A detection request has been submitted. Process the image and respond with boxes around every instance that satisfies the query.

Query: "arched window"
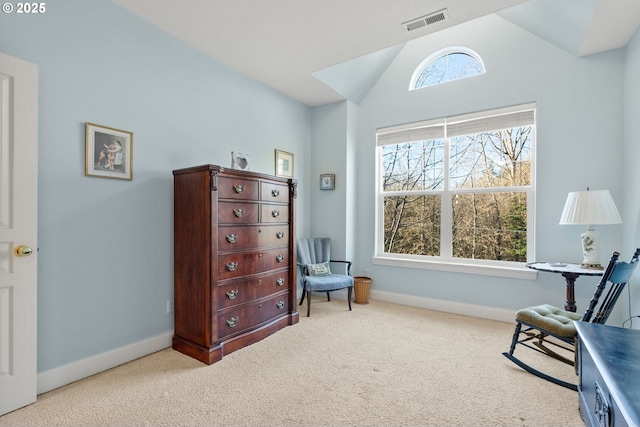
[410,47,485,90]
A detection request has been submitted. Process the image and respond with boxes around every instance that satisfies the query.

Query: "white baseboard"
[327,288,515,323]
[37,292,515,395]
[368,289,515,323]
[37,331,172,394]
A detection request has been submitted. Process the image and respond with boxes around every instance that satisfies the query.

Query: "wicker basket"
[353,276,372,305]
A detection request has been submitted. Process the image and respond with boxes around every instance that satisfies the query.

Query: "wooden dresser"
[577,322,640,427]
[172,164,298,364]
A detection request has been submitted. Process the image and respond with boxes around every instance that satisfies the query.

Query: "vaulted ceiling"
[112,0,640,107]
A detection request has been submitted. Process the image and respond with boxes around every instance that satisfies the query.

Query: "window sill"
[372,255,537,280]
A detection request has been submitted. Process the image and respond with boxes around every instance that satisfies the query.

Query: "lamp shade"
[559,190,622,225]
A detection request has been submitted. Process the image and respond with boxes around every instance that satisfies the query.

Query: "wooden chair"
[297,237,354,317]
[502,249,640,390]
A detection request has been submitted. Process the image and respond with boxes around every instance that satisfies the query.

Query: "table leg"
[561,273,579,312]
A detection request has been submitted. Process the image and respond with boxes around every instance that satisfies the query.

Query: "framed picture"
[275,149,294,178]
[231,151,250,171]
[85,123,133,180]
[320,174,335,190]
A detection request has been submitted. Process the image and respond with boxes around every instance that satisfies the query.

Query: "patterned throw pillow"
[307,261,331,276]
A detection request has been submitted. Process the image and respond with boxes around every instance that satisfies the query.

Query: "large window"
[376,104,535,271]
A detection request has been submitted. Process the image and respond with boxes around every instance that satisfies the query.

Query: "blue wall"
[0,0,311,372]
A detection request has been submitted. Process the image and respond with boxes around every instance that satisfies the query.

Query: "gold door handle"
[15,245,33,257]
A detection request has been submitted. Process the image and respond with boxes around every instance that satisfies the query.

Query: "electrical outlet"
[166,300,174,314]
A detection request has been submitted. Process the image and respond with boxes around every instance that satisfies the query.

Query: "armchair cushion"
[515,304,582,338]
[307,261,331,276]
[304,273,354,291]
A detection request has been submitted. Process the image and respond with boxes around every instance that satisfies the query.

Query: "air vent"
[403,9,449,32]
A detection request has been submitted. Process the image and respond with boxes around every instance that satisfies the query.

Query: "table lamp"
[559,189,622,269]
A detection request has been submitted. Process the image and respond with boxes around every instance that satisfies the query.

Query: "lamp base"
[580,227,602,270]
[580,262,604,270]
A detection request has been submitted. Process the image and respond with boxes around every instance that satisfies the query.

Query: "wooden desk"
[576,322,640,427]
[526,262,603,312]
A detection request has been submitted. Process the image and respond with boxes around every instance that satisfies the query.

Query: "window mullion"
[441,135,452,259]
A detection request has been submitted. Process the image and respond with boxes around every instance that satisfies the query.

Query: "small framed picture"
[320,174,335,190]
[275,149,294,178]
[231,151,250,171]
[85,123,133,180]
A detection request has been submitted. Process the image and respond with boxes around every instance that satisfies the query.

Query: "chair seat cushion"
[304,274,354,291]
[515,304,582,338]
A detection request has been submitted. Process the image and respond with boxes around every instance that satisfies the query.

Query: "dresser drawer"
[260,203,289,223]
[218,201,259,224]
[216,271,289,310]
[218,248,289,280]
[218,225,289,251]
[261,181,289,203]
[218,293,289,339]
[217,177,259,200]
[258,225,288,247]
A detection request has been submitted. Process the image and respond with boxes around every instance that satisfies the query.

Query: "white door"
[0,52,38,416]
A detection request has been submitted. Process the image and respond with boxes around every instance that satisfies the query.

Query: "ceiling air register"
[402,9,449,32]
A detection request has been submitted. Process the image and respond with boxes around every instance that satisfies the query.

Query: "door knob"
[15,245,33,257]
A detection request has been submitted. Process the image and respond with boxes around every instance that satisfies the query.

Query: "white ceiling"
[112,0,640,107]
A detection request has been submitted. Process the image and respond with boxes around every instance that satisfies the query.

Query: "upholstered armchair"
[297,237,354,317]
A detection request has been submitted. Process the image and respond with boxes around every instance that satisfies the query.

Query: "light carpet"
[0,298,584,427]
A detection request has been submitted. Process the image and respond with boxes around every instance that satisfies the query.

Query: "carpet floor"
[0,298,584,426]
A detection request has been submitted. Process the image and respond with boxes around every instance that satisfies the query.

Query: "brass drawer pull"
[226,234,238,243]
[226,317,239,327]
[272,189,280,197]
[233,184,244,193]
[233,208,245,218]
[276,300,285,309]
[276,255,284,263]
[276,278,285,286]
[271,210,280,218]
[225,262,238,271]
[226,289,238,299]
[276,231,284,239]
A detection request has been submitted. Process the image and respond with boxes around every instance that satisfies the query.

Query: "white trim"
[37,331,173,394]
[370,289,515,323]
[327,288,515,323]
[372,255,537,280]
[37,290,517,396]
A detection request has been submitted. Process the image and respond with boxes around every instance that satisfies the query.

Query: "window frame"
[374,104,537,280]
[409,46,486,90]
